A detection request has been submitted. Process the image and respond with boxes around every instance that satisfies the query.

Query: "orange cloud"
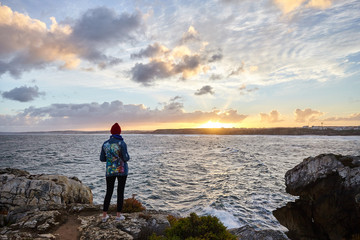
[0,4,46,31]
[306,0,332,9]
[0,100,248,131]
[274,0,334,14]
[294,108,323,122]
[181,26,200,44]
[274,0,305,14]
[260,110,283,123]
[0,4,142,77]
[0,4,79,71]
[130,27,221,85]
[323,113,360,122]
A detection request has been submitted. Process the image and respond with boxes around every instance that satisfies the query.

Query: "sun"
[198,121,235,128]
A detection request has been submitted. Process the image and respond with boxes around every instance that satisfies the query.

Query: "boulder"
[273,154,360,240]
[0,168,93,211]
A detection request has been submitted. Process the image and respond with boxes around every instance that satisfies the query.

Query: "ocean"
[0,134,359,231]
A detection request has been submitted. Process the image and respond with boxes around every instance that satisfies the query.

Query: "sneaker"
[115,215,125,221]
[102,214,109,222]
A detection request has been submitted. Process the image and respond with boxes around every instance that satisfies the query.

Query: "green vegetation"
[150,212,236,240]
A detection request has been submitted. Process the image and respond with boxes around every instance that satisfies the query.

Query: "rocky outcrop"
[0,168,290,239]
[0,168,92,239]
[229,225,288,240]
[273,154,360,240]
[0,168,93,209]
[79,210,170,240]
[0,203,172,240]
[0,168,171,239]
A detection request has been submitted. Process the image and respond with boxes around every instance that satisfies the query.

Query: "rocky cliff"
[273,154,360,240]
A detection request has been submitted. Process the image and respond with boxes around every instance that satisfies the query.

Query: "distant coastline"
[1,127,360,136]
[151,127,360,136]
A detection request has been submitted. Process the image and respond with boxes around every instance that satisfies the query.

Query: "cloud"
[170,96,182,102]
[238,84,259,95]
[195,85,215,96]
[181,26,200,44]
[0,5,77,77]
[0,100,248,131]
[260,110,283,123]
[323,113,360,122]
[68,7,142,68]
[220,0,249,3]
[273,0,334,14]
[202,1,359,89]
[130,49,215,85]
[0,4,142,77]
[228,62,245,77]
[209,74,223,81]
[174,54,204,78]
[306,0,333,9]
[130,25,222,85]
[71,7,141,46]
[208,53,223,63]
[130,43,169,59]
[130,46,205,85]
[2,85,45,102]
[294,108,323,122]
[130,61,173,86]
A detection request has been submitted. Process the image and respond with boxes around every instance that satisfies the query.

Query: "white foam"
[202,207,242,229]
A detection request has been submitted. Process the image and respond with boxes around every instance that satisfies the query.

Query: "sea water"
[0,134,359,230]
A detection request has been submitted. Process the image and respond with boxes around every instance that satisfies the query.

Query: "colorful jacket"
[100,135,130,177]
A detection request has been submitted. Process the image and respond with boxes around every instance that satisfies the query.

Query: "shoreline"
[0,168,288,239]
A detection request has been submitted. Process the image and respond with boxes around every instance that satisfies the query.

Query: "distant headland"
[1,126,359,136]
[151,126,360,136]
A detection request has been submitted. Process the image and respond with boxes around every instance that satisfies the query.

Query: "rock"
[273,154,360,240]
[229,225,289,240]
[1,205,65,238]
[0,168,293,239]
[1,203,172,240]
[78,215,134,240]
[23,210,60,230]
[37,233,56,239]
[0,168,93,239]
[78,210,170,240]
[284,154,360,197]
[0,168,93,212]
[0,168,171,240]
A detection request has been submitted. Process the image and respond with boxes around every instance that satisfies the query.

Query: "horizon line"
[0,125,359,134]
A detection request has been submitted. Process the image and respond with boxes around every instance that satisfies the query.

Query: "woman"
[100,122,130,222]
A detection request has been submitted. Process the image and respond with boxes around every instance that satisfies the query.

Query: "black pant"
[103,175,127,212]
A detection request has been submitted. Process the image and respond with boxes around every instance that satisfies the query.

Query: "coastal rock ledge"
[273,154,360,240]
[0,168,93,208]
[1,168,287,240]
[0,168,170,240]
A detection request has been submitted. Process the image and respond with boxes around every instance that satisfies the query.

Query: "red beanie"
[110,123,121,135]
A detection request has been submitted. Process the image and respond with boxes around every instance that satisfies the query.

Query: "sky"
[0,0,359,132]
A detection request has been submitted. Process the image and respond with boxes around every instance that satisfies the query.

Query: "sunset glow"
[0,1,359,132]
[198,121,235,129]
